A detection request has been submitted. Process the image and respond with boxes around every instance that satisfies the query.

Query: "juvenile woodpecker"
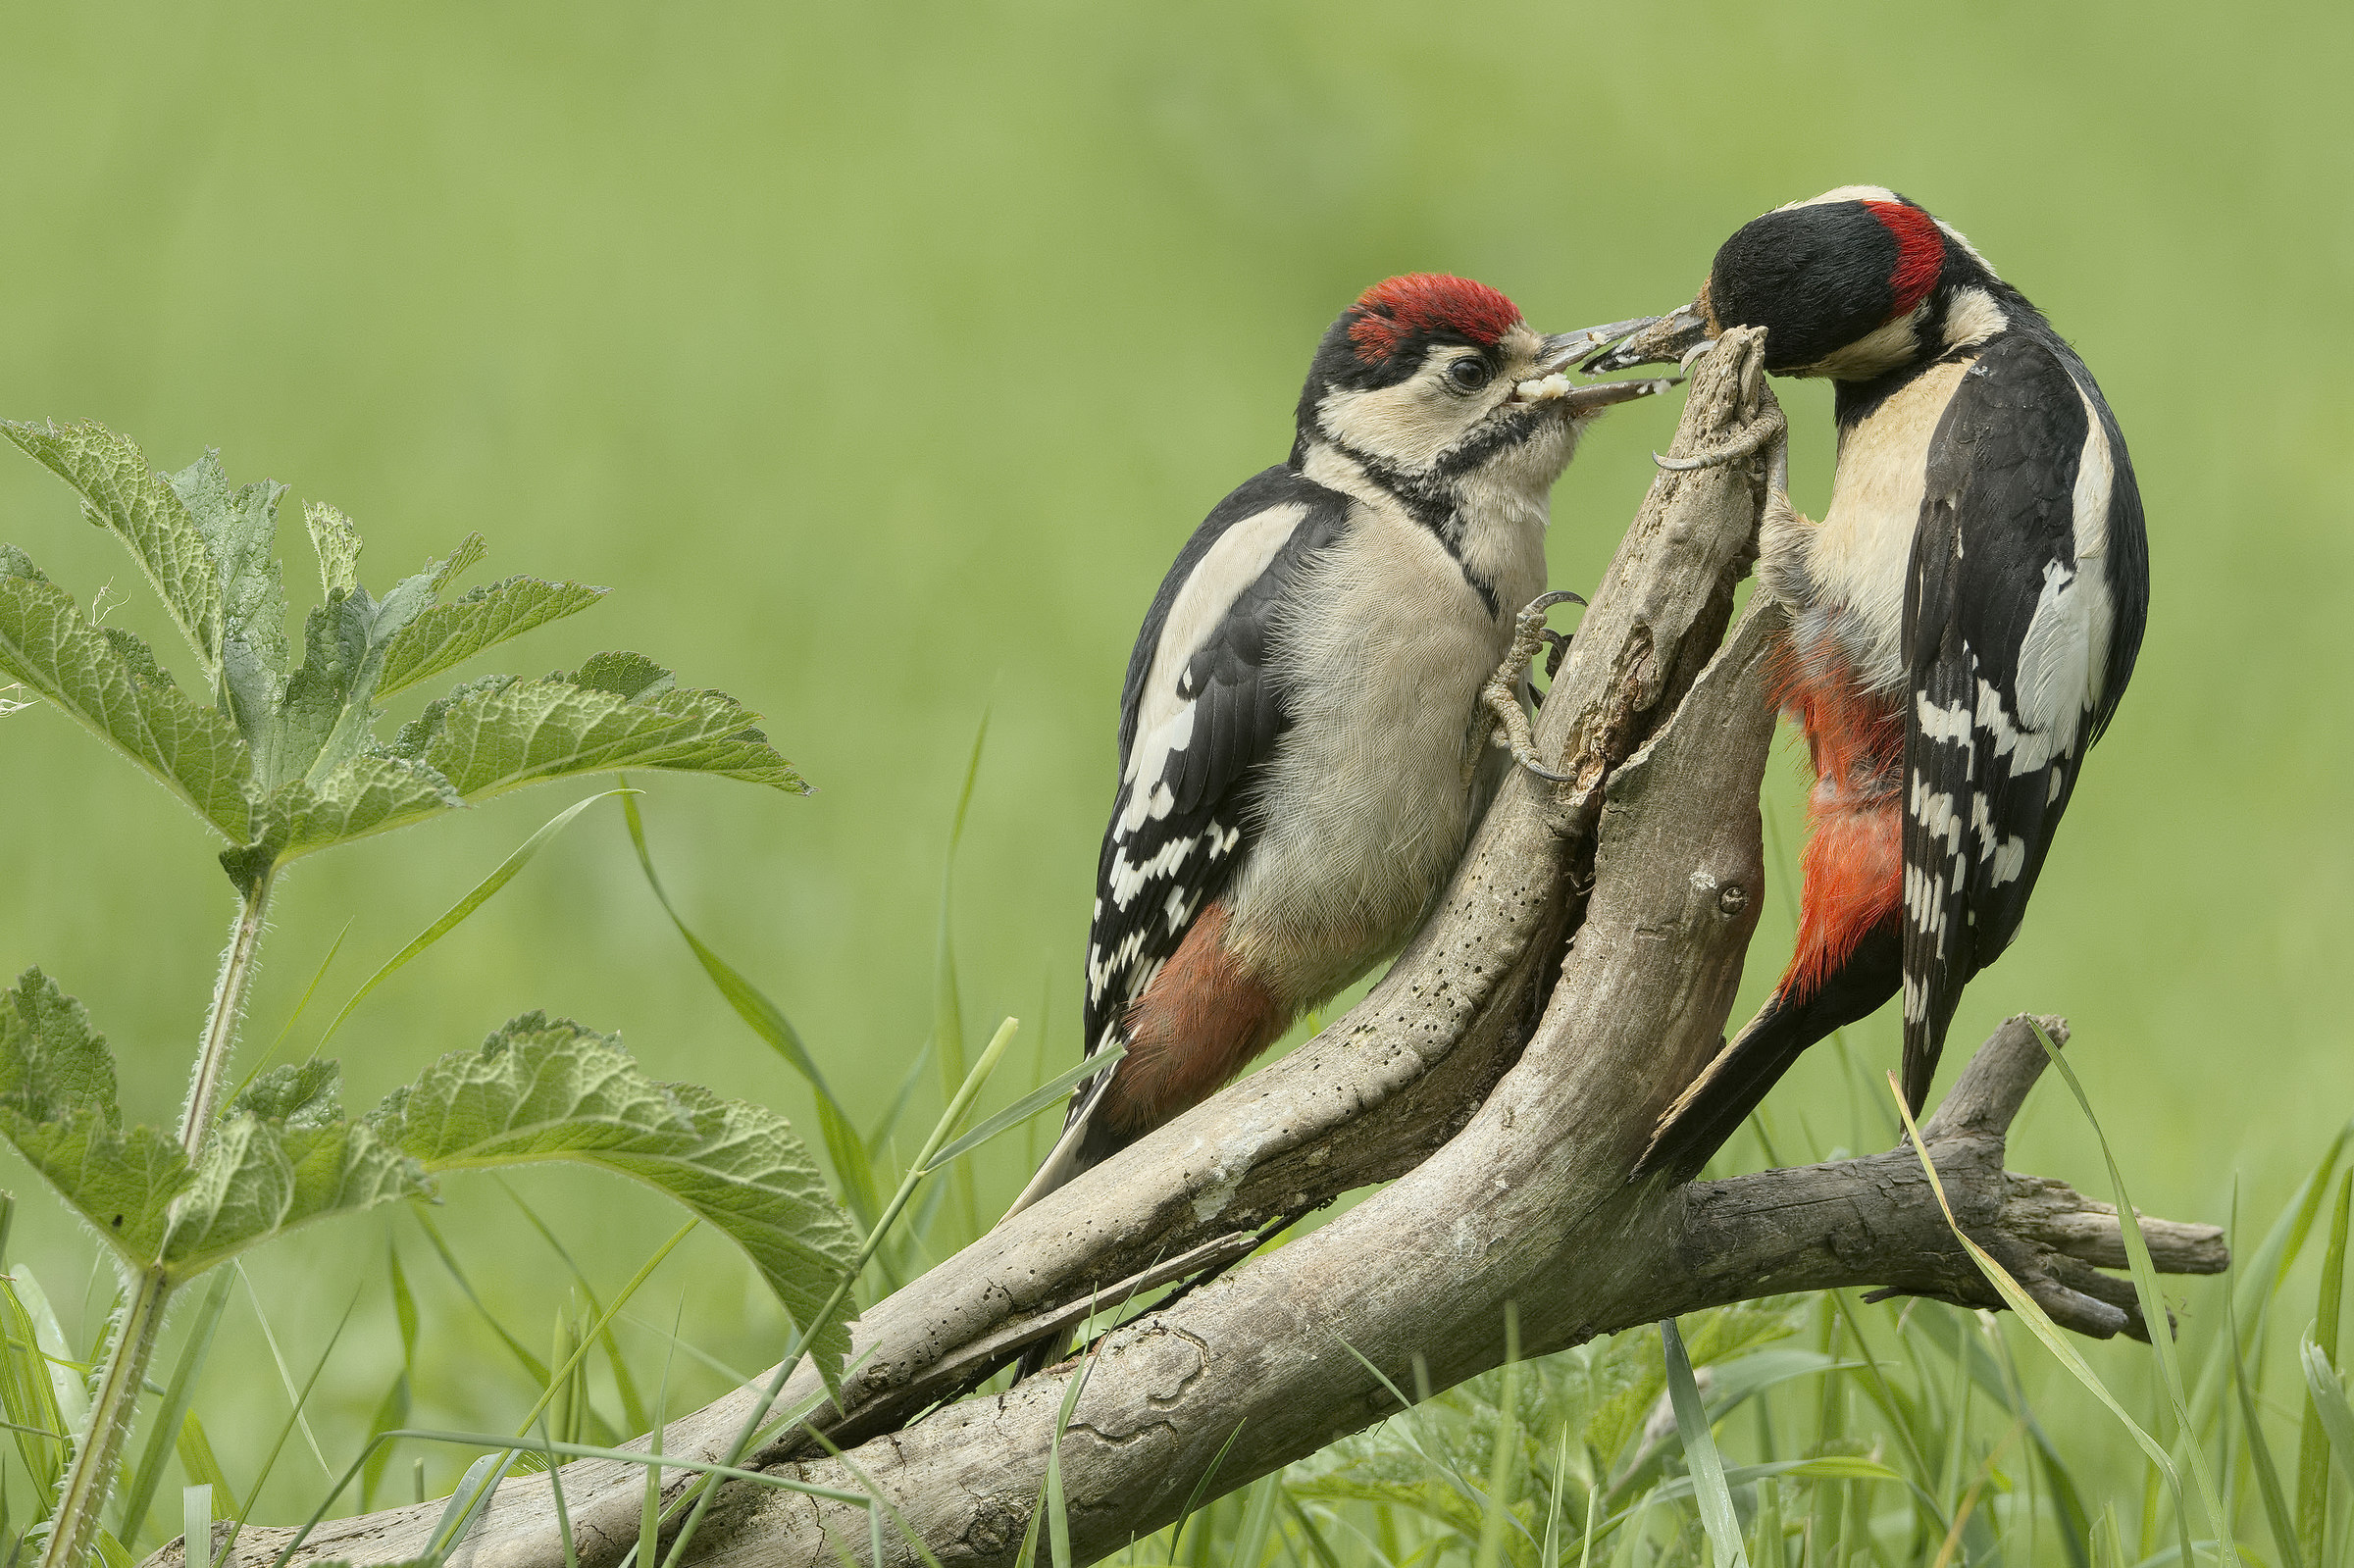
[1011,275,1667,1215]
[1587,188,2149,1178]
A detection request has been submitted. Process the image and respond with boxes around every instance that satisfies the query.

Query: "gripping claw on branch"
[1653,404,1788,473]
[1482,589,1587,784]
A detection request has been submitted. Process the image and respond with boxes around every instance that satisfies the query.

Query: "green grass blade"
[1045,1335,1097,1568]
[2229,1288,2303,1568]
[318,787,631,1049]
[2021,1023,2238,1564]
[619,790,884,1232]
[2302,1340,2354,1488]
[1170,1420,1248,1561]
[410,1207,551,1386]
[1891,1071,2197,1568]
[1541,1420,1571,1568]
[1663,1316,1750,1568]
[2299,1168,2351,1565]
[933,714,989,1241]
[362,1237,422,1509]
[223,1285,360,1559]
[180,1486,211,1568]
[506,1221,696,1446]
[236,1264,334,1480]
[0,1274,69,1507]
[1283,1492,1346,1568]
[174,1416,240,1520]
[921,1040,1126,1174]
[431,1450,516,1560]
[654,1018,1020,1568]
[865,1035,937,1159]
[116,1267,233,1544]
[498,1181,648,1435]
[1472,1304,1525,1568]
[1232,1475,1281,1567]
[227,919,352,1106]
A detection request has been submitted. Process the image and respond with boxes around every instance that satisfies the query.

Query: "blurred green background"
[2,0,2348,1541]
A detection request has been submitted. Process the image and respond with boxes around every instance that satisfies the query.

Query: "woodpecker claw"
[1482,590,1586,784]
[1653,404,1789,473]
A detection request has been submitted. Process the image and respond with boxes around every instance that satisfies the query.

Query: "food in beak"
[1512,373,1681,412]
[1580,301,1713,374]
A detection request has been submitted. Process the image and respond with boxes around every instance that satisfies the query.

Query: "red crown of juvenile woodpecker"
[1347,274,1523,364]
[1864,199,1945,319]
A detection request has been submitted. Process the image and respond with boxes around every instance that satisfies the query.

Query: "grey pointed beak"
[1510,317,1685,416]
[1534,318,1663,375]
[1579,300,1714,374]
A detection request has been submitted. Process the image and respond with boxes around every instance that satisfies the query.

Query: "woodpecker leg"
[1541,628,1572,682]
[1752,426,1817,610]
[1481,590,1586,784]
[1653,402,1787,473]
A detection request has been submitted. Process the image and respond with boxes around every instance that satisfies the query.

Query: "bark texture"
[163,330,2225,1568]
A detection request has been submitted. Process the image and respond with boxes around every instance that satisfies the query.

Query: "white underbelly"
[1806,358,1971,691]
[1221,512,1540,1004]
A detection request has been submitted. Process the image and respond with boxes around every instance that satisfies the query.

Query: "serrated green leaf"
[228,752,464,885]
[566,650,673,701]
[408,673,805,799]
[376,577,608,700]
[0,980,185,1269]
[370,1014,857,1373]
[0,969,121,1122]
[304,502,363,600]
[169,451,290,747]
[233,1061,344,1128]
[260,535,486,790]
[0,575,252,836]
[162,1094,427,1275]
[430,532,488,595]
[0,1107,190,1267]
[0,975,424,1274]
[2,420,223,673]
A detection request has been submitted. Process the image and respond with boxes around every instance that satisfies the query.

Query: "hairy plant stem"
[42,868,278,1568]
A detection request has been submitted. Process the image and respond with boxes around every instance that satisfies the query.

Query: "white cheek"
[1318,379,1497,470]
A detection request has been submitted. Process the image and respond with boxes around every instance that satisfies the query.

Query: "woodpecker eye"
[1446,356,1492,392]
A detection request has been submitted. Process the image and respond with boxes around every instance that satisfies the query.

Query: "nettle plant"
[0,421,862,1568]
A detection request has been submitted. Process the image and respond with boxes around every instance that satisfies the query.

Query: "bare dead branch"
[160,329,2224,1568]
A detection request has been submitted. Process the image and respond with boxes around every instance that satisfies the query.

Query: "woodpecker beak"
[1505,319,1683,414]
[1534,319,1661,375]
[1580,300,1714,374]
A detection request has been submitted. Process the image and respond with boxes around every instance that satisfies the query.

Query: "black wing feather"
[1899,330,2145,1104]
[1075,468,1352,1119]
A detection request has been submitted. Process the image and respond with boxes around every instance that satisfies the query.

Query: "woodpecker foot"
[1482,589,1587,784]
[1654,403,1788,473]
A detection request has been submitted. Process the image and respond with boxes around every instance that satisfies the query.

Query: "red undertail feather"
[1771,632,1904,1000]
[1100,901,1289,1139]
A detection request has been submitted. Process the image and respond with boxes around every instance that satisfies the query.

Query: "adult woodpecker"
[1585,187,2149,1178]
[1009,275,1669,1217]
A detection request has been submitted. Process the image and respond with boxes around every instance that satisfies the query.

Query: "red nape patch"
[1770,632,1905,998]
[1347,273,1522,364]
[1865,200,1945,318]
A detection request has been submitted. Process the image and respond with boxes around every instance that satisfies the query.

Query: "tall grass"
[1,736,2345,1568]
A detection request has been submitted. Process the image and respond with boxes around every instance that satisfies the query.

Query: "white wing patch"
[1116,503,1304,838]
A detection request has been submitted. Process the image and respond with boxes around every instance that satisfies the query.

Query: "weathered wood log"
[162,329,2224,1568]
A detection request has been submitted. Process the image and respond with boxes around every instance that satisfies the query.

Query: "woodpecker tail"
[1001,1076,1128,1380]
[1636,921,1902,1181]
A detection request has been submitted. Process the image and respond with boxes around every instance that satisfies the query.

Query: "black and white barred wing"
[1899,333,2139,1107]
[1066,469,1351,1132]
